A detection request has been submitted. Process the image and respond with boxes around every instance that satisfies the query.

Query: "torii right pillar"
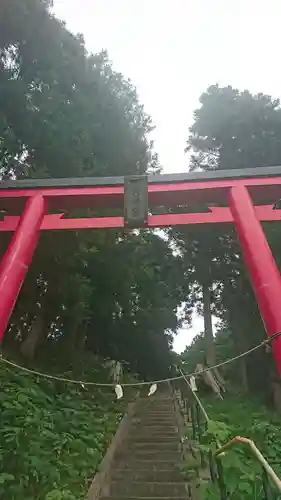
[229,185,281,375]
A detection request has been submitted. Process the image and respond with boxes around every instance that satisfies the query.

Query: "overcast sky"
[53,0,281,352]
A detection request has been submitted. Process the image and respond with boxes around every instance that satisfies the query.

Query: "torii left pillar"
[0,194,46,341]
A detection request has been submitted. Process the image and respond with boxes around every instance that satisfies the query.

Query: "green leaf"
[45,490,62,500]
[0,473,15,484]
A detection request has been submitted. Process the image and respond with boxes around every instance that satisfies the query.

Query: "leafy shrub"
[0,364,125,499]
[199,396,281,499]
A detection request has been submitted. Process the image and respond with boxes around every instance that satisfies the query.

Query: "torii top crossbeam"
[1,165,281,374]
[0,165,281,230]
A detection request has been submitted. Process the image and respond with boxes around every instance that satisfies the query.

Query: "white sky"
[53,0,281,352]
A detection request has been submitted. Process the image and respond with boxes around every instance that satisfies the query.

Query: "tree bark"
[272,376,281,414]
[202,281,216,366]
[20,313,45,362]
[202,280,226,392]
[230,311,249,393]
[235,330,249,393]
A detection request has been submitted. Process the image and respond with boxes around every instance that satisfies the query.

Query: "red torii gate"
[1,166,281,372]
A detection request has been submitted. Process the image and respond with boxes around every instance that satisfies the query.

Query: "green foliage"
[198,396,281,499]
[0,363,126,499]
[206,419,230,443]
[0,0,155,179]
[187,84,281,172]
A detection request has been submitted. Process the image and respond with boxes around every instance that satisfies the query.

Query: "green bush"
[199,396,281,499]
[0,364,124,499]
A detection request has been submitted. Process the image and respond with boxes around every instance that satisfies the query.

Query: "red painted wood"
[0,176,281,212]
[0,205,280,231]
[229,186,281,374]
[0,194,46,340]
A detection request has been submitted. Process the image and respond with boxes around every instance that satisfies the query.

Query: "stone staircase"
[100,391,190,500]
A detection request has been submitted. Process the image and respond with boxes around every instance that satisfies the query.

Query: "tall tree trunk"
[240,357,249,393]
[67,321,87,375]
[203,281,226,391]
[233,328,249,393]
[271,371,281,414]
[228,307,249,393]
[20,313,45,362]
[202,281,216,366]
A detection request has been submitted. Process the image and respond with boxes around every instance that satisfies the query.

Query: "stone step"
[132,420,176,426]
[145,410,176,413]
[137,398,174,403]
[131,433,178,441]
[132,424,178,431]
[131,425,177,434]
[134,421,177,428]
[137,410,175,415]
[128,441,180,451]
[110,481,187,497]
[111,469,184,483]
[137,411,175,416]
[138,400,174,404]
[137,414,176,419]
[130,435,179,443]
[140,401,174,405]
[116,449,182,461]
[135,409,175,413]
[136,404,175,409]
[115,459,181,471]
[136,407,174,410]
[136,409,175,413]
[140,407,174,412]
[135,406,174,411]
[134,417,176,423]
